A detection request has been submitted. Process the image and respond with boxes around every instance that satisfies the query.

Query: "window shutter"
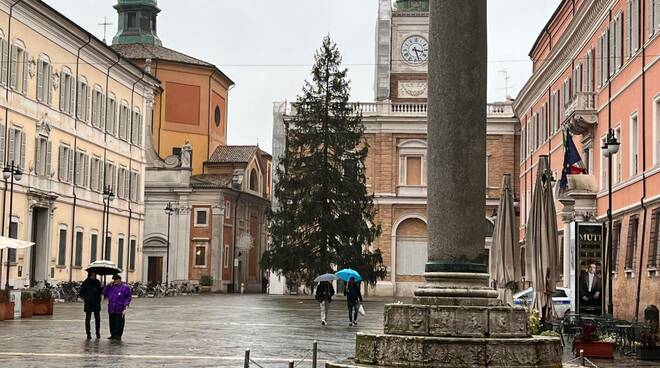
[626,2,632,58]
[68,150,74,183]
[36,61,43,101]
[84,155,89,187]
[58,146,64,181]
[650,0,656,37]
[20,131,25,169]
[101,94,106,130]
[125,170,130,199]
[75,152,81,185]
[7,128,14,163]
[47,64,53,105]
[0,124,5,166]
[86,85,91,122]
[46,141,52,176]
[22,51,28,94]
[649,211,659,267]
[76,79,82,118]
[35,137,41,175]
[59,72,66,111]
[112,165,117,192]
[9,45,17,89]
[69,77,75,115]
[91,92,97,126]
[0,39,7,86]
[137,114,143,146]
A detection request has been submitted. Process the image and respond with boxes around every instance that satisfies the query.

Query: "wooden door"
[147,256,163,284]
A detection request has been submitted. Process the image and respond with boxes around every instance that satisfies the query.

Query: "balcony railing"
[286,101,513,118]
[563,91,597,135]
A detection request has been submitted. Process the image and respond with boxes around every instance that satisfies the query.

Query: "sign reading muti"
[575,222,604,316]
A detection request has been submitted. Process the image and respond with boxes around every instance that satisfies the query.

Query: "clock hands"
[412,47,421,61]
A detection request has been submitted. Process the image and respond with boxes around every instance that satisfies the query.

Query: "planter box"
[0,302,15,320]
[32,298,53,316]
[21,300,33,318]
[574,341,615,359]
[638,347,660,361]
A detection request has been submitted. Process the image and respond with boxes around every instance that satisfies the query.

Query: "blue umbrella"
[335,268,362,282]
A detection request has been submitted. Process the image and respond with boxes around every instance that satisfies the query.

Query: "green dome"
[394,0,429,12]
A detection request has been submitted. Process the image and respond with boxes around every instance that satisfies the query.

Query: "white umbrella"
[526,156,560,319]
[0,236,34,250]
[490,174,520,305]
[86,260,121,276]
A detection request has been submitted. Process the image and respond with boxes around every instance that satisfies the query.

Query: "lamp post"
[164,202,174,285]
[2,161,22,289]
[601,128,620,316]
[101,185,114,261]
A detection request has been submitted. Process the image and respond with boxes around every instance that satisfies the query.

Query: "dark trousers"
[347,300,359,322]
[108,313,126,338]
[85,311,100,336]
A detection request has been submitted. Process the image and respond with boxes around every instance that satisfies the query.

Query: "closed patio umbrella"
[490,173,520,305]
[526,156,560,318]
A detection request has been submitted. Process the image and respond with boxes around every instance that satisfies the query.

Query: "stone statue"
[181,141,192,169]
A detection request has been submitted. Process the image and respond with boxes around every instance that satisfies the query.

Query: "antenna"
[498,69,512,100]
[98,16,113,44]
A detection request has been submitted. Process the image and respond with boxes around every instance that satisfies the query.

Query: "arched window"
[10,39,28,93]
[60,67,74,114]
[249,168,258,191]
[90,85,105,128]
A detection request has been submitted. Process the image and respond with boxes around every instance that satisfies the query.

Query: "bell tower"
[112,0,162,46]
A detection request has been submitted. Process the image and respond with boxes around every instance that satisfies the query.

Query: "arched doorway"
[394,217,427,296]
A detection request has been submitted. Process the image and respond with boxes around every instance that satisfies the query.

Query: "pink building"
[515,0,660,319]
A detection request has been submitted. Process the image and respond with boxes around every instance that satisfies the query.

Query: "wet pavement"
[2,294,660,367]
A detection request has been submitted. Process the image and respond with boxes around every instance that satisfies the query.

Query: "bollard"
[579,349,584,367]
[244,349,250,368]
[312,340,318,368]
[289,359,294,368]
[241,283,245,294]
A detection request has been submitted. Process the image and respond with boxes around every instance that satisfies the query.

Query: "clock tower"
[374,0,429,102]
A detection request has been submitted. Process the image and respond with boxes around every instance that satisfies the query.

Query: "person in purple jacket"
[103,274,132,340]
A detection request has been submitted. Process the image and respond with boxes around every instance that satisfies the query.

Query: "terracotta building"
[271,0,520,296]
[515,0,660,319]
[0,0,159,287]
[112,0,271,291]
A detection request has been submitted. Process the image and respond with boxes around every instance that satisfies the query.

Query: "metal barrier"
[244,340,320,367]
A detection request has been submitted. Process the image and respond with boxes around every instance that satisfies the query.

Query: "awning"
[0,236,34,250]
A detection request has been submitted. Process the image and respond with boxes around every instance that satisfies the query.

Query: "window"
[627,0,641,58]
[599,30,609,86]
[8,127,25,170]
[127,12,137,29]
[10,41,28,94]
[625,216,639,270]
[76,77,91,122]
[650,0,660,37]
[611,13,623,72]
[90,157,102,192]
[0,35,8,86]
[572,64,582,99]
[398,140,426,186]
[74,230,83,267]
[224,200,231,219]
[7,219,18,263]
[405,156,422,185]
[117,167,128,199]
[104,162,117,192]
[612,221,622,272]
[631,114,639,177]
[58,145,74,183]
[129,239,136,271]
[129,171,140,202]
[649,209,660,268]
[104,235,112,261]
[131,107,143,145]
[584,50,595,92]
[117,237,124,270]
[520,127,526,162]
[34,136,51,177]
[249,168,258,191]
[195,244,207,267]
[57,226,67,266]
[655,97,660,165]
[36,55,52,104]
[223,244,230,268]
[75,151,89,187]
[562,78,571,110]
[614,127,622,183]
[195,208,209,227]
[59,68,75,114]
[485,155,490,187]
[106,94,117,134]
[90,86,105,128]
[600,135,608,188]
[119,103,130,140]
[90,233,98,263]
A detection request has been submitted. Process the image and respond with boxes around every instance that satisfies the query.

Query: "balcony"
[564,92,597,135]
[286,101,513,118]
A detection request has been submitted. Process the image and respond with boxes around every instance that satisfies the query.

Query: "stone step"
[384,303,528,338]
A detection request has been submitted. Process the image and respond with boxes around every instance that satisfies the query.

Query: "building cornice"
[514,0,614,116]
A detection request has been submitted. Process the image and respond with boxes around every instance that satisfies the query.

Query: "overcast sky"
[45,0,561,153]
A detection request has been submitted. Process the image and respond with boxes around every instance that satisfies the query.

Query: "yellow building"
[0,0,160,288]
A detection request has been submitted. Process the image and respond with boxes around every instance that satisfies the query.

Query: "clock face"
[401,35,429,65]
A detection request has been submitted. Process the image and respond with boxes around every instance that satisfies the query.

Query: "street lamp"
[1,161,22,289]
[164,202,174,285]
[601,128,620,316]
[101,185,115,261]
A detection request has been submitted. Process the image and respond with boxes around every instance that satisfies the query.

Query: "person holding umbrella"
[344,277,362,326]
[79,271,102,339]
[314,273,337,326]
[103,274,132,340]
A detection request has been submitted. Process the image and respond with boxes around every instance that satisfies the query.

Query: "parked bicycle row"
[34,280,200,302]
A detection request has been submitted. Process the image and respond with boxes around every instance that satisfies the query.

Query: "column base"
[414,272,498,302]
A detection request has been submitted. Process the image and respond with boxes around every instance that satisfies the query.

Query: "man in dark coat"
[344,277,363,326]
[79,271,102,339]
[580,263,602,310]
[315,281,335,326]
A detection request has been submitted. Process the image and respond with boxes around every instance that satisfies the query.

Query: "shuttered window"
[74,230,84,267]
[90,87,106,129]
[625,216,639,270]
[36,57,52,105]
[129,239,136,271]
[57,227,67,267]
[117,237,124,271]
[9,43,28,94]
[75,151,89,187]
[59,69,75,115]
[106,96,117,134]
[648,209,660,268]
[58,145,74,183]
[34,136,51,177]
[612,221,622,271]
[0,37,8,86]
[130,172,140,202]
[7,127,26,170]
[76,77,91,122]
[90,157,102,192]
[90,233,98,263]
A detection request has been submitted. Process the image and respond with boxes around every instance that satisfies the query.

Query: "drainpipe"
[231,192,242,293]
[126,70,146,283]
[0,0,24,288]
[634,8,649,320]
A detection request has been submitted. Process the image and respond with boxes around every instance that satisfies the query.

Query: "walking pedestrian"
[103,274,132,341]
[315,281,335,326]
[79,271,102,339]
[344,277,362,326]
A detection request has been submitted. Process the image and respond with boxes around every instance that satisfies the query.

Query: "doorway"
[147,256,163,284]
[30,207,49,286]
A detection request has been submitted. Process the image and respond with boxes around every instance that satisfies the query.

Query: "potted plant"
[638,332,660,361]
[32,288,54,316]
[573,321,615,359]
[21,291,34,318]
[199,275,213,293]
[0,289,12,321]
